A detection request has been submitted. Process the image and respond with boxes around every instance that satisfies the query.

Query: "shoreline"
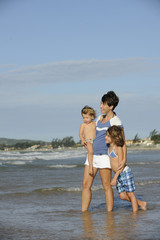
[0,145,160,152]
[126,145,160,151]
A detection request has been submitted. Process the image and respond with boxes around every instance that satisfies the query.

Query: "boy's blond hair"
[81,105,96,119]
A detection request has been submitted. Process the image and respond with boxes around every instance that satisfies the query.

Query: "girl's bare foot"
[140,201,147,210]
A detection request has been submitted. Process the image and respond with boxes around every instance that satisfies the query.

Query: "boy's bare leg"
[82,165,97,212]
[86,143,94,175]
[99,168,113,212]
[120,192,147,211]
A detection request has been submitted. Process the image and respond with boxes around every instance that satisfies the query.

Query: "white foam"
[49,164,77,168]
[9,161,26,165]
[136,179,160,185]
[129,161,160,166]
[35,184,104,193]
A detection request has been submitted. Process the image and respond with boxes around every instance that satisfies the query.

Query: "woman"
[82,91,126,212]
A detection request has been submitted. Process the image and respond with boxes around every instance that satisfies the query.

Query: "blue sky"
[0,0,160,142]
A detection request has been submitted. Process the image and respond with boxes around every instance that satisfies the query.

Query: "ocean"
[0,148,160,240]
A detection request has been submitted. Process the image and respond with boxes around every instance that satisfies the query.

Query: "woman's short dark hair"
[101,91,119,110]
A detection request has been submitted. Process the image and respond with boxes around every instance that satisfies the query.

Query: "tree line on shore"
[0,136,77,150]
[133,129,160,144]
[0,129,160,151]
[0,140,46,151]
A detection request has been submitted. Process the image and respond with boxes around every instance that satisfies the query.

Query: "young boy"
[105,125,147,212]
[79,105,96,176]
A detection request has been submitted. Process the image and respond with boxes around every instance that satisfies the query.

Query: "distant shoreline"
[0,144,160,152]
[127,145,160,151]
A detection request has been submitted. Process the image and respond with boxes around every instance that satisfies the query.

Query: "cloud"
[1,57,159,86]
[0,57,159,112]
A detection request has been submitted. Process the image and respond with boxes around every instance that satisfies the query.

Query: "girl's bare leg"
[99,168,113,212]
[82,165,97,212]
[127,192,138,212]
[120,192,147,211]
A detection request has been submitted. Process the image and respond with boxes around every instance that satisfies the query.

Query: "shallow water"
[0,148,160,239]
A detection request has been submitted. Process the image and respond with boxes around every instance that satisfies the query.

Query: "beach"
[0,148,160,240]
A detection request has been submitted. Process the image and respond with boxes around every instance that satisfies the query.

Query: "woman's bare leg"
[82,165,97,212]
[99,168,113,211]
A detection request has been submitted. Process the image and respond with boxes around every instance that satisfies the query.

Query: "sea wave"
[34,184,104,194]
[1,179,160,197]
[0,149,86,161]
[35,187,82,193]
[0,161,84,168]
[32,180,160,194]
[7,161,27,165]
[1,160,33,166]
[0,185,104,196]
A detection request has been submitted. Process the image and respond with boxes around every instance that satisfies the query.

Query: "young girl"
[79,106,96,176]
[105,125,147,212]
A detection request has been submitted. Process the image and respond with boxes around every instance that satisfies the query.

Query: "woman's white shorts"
[85,154,111,169]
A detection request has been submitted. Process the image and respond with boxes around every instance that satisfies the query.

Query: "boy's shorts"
[116,166,136,194]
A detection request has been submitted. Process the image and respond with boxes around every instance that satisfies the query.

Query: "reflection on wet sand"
[81,212,95,239]
[81,210,141,240]
[105,211,138,240]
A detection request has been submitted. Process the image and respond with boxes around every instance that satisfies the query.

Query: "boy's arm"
[79,124,87,146]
